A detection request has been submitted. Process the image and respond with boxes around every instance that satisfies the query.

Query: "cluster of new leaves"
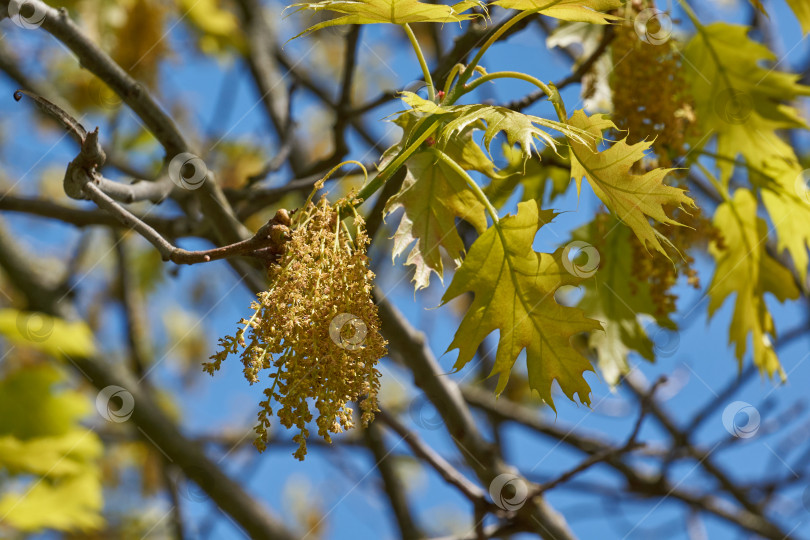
[283,0,697,407]
[681,18,810,374]
[284,0,810,410]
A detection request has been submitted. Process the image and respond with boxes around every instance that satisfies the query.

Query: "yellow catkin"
[610,1,696,168]
[608,2,716,309]
[629,207,721,318]
[205,197,386,460]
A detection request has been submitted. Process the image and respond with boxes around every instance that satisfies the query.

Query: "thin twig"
[377,407,488,504]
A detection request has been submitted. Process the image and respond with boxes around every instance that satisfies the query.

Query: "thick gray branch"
[375,291,577,540]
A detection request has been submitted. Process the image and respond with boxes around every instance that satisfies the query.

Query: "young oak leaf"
[492,0,621,24]
[384,149,489,290]
[383,107,495,289]
[708,189,799,376]
[682,23,810,181]
[385,93,589,289]
[755,157,810,283]
[288,0,484,37]
[572,215,674,385]
[442,199,602,408]
[400,92,593,163]
[439,103,592,160]
[567,110,695,255]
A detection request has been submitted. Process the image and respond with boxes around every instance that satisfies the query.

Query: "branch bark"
[0,0,249,245]
[376,291,578,540]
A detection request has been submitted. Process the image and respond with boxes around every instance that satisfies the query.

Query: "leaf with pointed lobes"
[442,200,602,409]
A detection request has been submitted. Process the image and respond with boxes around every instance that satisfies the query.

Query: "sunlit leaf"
[493,0,621,24]
[0,472,102,532]
[755,158,810,283]
[288,0,484,37]
[383,111,493,289]
[682,22,810,181]
[707,189,799,375]
[567,110,695,255]
[572,214,675,384]
[385,149,488,290]
[0,365,103,533]
[442,200,602,408]
[402,92,593,161]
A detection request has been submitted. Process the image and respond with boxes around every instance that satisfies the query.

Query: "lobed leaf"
[755,158,810,283]
[682,23,810,182]
[401,92,593,161]
[707,189,799,376]
[383,109,496,289]
[567,110,695,255]
[572,215,675,384]
[492,0,622,24]
[288,0,485,37]
[442,200,602,408]
[384,147,489,290]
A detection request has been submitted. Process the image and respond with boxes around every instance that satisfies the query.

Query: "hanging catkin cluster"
[610,2,696,167]
[629,207,722,317]
[205,197,386,460]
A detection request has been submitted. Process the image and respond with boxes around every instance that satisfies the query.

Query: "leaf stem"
[402,24,435,101]
[352,116,440,204]
[430,147,499,224]
[446,1,563,104]
[679,0,736,92]
[461,70,569,122]
[443,63,465,97]
[695,161,731,203]
[450,70,567,126]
